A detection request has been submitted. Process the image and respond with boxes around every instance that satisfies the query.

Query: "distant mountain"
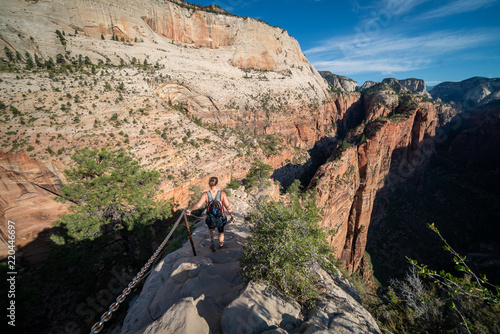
[360,81,377,90]
[319,71,359,92]
[430,77,500,110]
[359,78,431,98]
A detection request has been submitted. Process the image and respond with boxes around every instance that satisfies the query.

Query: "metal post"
[184,212,197,256]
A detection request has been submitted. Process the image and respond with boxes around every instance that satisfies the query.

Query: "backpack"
[206,191,227,228]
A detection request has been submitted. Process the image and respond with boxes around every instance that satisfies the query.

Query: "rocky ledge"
[121,189,380,334]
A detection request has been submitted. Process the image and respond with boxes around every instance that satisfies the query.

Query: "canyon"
[309,85,438,274]
[1,1,499,333]
[0,0,453,277]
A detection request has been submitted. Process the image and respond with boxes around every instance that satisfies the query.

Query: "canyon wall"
[0,0,335,157]
[310,97,438,273]
[0,152,68,260]
[0,0,326,95]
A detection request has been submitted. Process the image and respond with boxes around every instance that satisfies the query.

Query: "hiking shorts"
[206,215,227,233]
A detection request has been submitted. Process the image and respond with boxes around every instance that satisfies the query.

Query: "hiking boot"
[210,244,216,252]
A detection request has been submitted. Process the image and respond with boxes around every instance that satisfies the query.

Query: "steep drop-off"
[365,102,500,285]
[309,93,438,274]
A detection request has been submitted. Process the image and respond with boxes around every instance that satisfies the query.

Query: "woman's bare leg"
[219,232,224,248]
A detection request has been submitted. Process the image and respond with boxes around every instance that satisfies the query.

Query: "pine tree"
[25,51,34,69]
[51,148,171,244]
[4,46,14,62]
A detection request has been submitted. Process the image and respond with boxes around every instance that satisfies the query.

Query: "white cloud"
[416,0,497,20]
[305,29,500,76]
[379,0,430,16]
[425,81,444,85]
[313,59,426,74]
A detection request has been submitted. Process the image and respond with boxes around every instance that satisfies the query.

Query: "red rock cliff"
[0,152,68,261]
[310,101,438,273]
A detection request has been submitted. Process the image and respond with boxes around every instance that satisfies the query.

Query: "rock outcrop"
[299,265,381,334]
[0,151,68,261]
[121,189,381,334]
[381,78,431,98]
[360,79,431,98]
[320,71,359,92]
[430,77,500,110]
[221,281,302,334]
[435,103,459,126]
[361,83,400,122]
[310,99,438,273]
[360,81,377,90]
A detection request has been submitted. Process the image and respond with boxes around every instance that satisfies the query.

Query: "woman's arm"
[222,192,235,220]
[186,192,207,215]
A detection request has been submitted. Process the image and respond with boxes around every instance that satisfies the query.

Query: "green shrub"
[10,105,20,116]
[55,30,66,45]
[226,178,240,190]
[258,134,283,157]
[367,224,500,334]
[240,187,334,307]
[242,159,273,188]
[4,46,14,62]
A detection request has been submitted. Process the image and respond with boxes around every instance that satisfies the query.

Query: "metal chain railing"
[89,209,191,334]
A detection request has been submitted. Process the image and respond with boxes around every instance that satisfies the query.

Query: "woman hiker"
[186,177,235,252]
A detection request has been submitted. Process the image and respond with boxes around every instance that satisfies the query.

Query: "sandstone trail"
[119,189,381,334]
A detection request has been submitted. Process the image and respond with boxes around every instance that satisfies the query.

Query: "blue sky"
[196,0,500,86]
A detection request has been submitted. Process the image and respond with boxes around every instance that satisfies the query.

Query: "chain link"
[89,209,189,334]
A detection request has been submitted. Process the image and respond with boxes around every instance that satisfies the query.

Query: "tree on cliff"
[242,159,273,188]
[51,147,171,245]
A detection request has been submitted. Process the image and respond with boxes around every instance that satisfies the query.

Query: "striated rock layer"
[0,0,326,94]
[310,101,438,273]
[0,152,68,261]
[0,0,337,151]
